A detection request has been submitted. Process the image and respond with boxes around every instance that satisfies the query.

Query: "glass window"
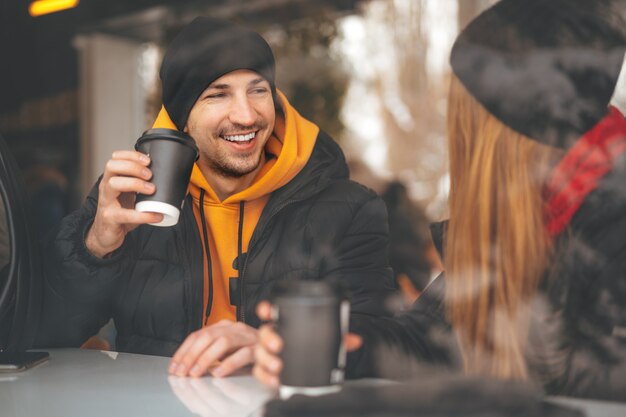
[0,182,10,281]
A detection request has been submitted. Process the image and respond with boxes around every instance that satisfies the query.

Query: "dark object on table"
[271,280,349,396]
[0,351,49,373]
[264,374,586,417]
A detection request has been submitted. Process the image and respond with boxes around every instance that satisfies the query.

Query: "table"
[0,348,275,417]
[548,396,626,417]
[2,349,626,417]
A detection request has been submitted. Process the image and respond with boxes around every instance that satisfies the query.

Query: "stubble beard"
[198,119,271,179]
[205,148,265,179]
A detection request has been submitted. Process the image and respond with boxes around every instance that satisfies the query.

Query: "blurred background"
[2,0,626,296]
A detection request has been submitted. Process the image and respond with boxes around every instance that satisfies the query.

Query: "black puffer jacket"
[35,132,396,373]
[353,162,626,401]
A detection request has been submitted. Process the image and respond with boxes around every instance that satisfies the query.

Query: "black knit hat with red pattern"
[160,16,276,130]
[450,0,626,149]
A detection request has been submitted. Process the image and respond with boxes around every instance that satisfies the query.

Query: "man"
[36,17,395,378]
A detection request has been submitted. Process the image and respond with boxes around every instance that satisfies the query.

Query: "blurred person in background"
[35,17,395,379]
[254,0,626,400]
[24,164,68,237]
[348,158,442,304]
[381,181,441,304]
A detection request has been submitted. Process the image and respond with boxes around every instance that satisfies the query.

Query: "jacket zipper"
[199,189,214,325]
[236,201,244,322]
[178,195,202,332]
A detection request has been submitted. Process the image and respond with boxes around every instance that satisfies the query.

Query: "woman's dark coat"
[353,160,626,401]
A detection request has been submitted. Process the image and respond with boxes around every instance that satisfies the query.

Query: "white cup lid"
[135,201,180,227]
[279,384,342,400]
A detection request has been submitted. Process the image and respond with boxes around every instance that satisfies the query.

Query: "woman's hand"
[252,301,363,388]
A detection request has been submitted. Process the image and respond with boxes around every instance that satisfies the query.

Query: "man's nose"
[229,95,257,126]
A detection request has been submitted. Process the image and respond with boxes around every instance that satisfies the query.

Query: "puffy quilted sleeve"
[35,182,133,348]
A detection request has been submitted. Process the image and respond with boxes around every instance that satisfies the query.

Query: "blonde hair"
[445,75,560,379]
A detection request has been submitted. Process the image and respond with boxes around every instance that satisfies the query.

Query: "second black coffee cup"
[270,280,350,399]
[134,128,199,227]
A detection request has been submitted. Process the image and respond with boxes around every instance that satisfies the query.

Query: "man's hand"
[85,150,163,258]
[252,301,363,388]
[169,320,259,378]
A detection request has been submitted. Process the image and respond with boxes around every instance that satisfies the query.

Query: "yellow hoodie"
[152,91,318,325]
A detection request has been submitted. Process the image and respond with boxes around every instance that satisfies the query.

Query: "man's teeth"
[223,132,256,142]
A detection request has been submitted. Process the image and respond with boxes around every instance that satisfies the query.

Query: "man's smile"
[222,131,257,143]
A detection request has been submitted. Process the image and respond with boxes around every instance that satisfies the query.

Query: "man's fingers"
[170,323,259,377]
[98,156,153,208]
[187,336,232,377]
[111,150,151,165]
[172,330,241,377]
[346,333,363,352]
[102,158,152,182]
[170,332,200,374]
[254,343,283,375]
[258,324,283,353]
[253,363,280,388]
[253,325,283,386]
[211,346,254,378]
[187,325,258,377]
[102,207,163,226]
[107,176,156,195]
[256,301,271,321]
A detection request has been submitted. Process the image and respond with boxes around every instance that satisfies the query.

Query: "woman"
[253,0,626,400]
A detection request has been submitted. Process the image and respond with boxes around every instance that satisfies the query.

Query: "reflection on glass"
[0,195,10,275]
[168,374,274,417]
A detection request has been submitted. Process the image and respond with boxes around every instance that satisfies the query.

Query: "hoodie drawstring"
[238,201,245,269]
[199,189,214,326]
[230,201,245,320]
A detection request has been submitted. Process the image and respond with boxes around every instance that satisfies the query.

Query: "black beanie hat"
[160,17,276,130]
[450,0,626,149]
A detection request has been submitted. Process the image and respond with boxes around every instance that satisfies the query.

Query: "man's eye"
[251,88,268,95]
[205,93,226,99]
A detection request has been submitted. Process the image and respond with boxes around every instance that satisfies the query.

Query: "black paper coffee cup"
[270,280,350,399]
[134,128,199,227]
